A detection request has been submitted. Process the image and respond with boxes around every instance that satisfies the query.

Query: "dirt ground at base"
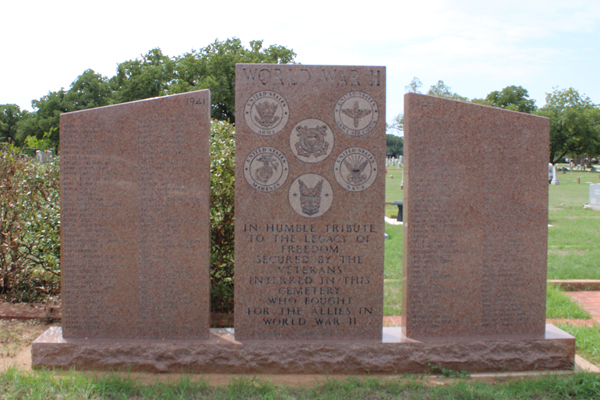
[0,319,59,371]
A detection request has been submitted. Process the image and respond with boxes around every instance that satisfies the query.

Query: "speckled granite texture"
[234,65,386,340]
[59,91,211,340]
[32,325,575,374]
[402,94,550,339]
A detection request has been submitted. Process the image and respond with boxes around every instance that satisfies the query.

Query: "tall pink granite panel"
[402,93,550,339]
[60,90,211,339]
[234,64,386,340]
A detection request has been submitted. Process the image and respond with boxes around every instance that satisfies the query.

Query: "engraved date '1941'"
[186,97,206,106]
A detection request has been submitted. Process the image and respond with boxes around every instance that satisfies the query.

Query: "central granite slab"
[234,64,386,340]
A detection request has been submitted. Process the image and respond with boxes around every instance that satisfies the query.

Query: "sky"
[2,0,599,134]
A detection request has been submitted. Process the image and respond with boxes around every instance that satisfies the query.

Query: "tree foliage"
[0,104,27,144]
[405,77,423,94]
[386,134,404,157]
[536,88,600,164]
[7,38,296,149]
[427,80,469,101]
[485,85,537,113]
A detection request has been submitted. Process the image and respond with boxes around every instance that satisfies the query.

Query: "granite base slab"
[32,325,575,374]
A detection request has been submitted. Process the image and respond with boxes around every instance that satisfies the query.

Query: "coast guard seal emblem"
[289,119,334,163]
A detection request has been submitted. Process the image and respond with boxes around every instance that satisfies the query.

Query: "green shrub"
[0,144,61,302]
[209,120,235,313]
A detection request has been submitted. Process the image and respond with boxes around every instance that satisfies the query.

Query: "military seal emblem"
[244,147,289,192]
[334,147,378,192]
[334,91,378,136]
[289,119,334,163]
[288,174,333,218]
[244,91,290,136]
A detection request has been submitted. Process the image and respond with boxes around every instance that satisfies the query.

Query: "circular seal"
[244,91,290,136]
[288,174,333,218]
[244,147,289,192]
[289,119,334,163]
[334,91,379,136]
[334,147,378,192]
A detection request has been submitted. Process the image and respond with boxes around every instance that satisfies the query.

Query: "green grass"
[3,368,600,399]
[384,166,404,218]
[384,224,403,280]
[546,284,592,319]
[547,170,600,279]
[557,323,600,366]
[384,222,403,316]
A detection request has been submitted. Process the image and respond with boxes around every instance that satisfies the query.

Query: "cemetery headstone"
[60,90,212,339]
[551,165,560,185]
[590,184,600,211]
[403,94,549,338]
[234,64,386,340]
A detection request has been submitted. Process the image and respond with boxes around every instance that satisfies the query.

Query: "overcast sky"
[2,0,599,130]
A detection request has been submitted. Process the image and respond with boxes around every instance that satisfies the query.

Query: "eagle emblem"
[344,157,369,185]
[254,155,279,183]
[254,101,280,128]
[299,179,323,216]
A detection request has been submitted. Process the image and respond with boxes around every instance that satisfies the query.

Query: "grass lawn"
[547,169,600,279]
[2,368,600,399]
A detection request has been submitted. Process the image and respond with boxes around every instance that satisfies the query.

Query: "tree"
[405,77,423,93]
[485,85,537,113]
[14,38,297,148]
[427,80,468,101]
[0,104,28,144]
[65,69,114,109]
[16,69,113,148]
[387,113,403,135]
[16,89,72,148]
[169,38,296,121]
[386,134,404,157]
[111,48,176,104]
[536,87,600,164]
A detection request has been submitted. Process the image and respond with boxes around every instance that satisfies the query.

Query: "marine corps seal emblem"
[244,147,289,192]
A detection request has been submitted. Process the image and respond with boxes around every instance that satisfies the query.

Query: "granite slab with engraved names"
[402,93,550,339]
[234,64,386,340]
[59,90,212,340]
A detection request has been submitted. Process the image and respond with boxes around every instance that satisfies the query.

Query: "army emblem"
[289,119,334,163]
[288,174,333,218]
[334,91,379,136]
[244,91,290,136]
[334,148,378,192]
[244,147,289,192]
